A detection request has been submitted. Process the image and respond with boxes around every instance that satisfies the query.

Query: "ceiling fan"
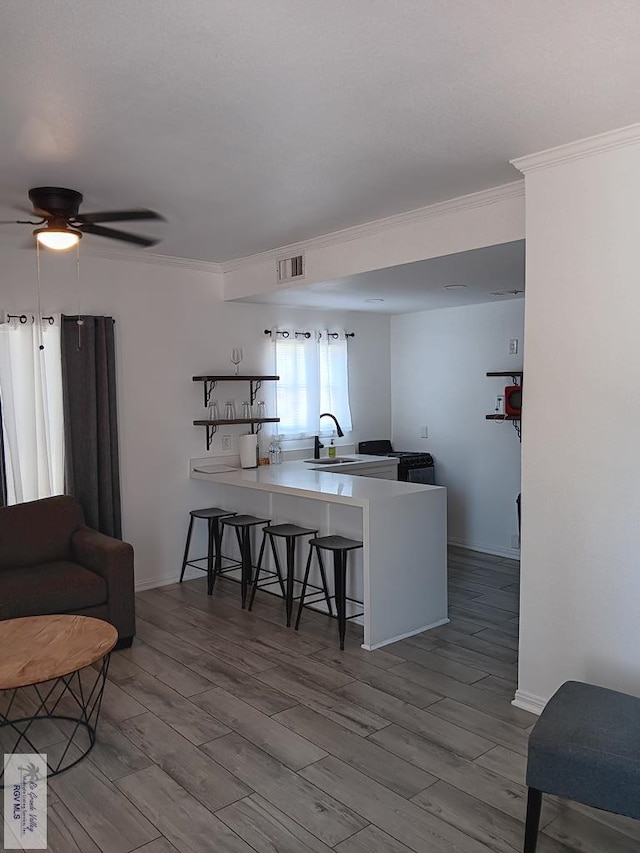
[1,187,164,250]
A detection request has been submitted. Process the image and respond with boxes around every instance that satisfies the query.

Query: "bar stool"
[295,535,364,649]
[220,515,271,608]
[248,524,329,627]
[179,507,237,595]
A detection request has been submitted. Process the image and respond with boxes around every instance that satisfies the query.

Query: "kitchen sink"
[304,457,356,464]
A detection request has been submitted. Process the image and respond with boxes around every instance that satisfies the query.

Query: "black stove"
[358,440,435,484]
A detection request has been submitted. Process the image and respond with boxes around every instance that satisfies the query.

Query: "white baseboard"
[135,567,201,592]
[362,617,450,651]
[448,536,520,561]
[512,689,547,716]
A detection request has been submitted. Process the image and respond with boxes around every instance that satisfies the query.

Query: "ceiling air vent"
[277,253,305,284]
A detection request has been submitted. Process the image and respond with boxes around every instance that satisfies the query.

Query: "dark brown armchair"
[0,495,135,647]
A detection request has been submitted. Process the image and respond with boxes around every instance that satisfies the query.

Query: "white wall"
[0,248,391,588]
[391,299,524,558]
[515,127,640,712]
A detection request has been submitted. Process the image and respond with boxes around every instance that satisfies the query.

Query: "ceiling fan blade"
[79,222,159,247]
[1,217,44,225]
[76,208,164,224]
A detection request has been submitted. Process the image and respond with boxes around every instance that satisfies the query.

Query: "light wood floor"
[23,548,640,851]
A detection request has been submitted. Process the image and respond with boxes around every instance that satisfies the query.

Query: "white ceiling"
[1,2,639,263]
[237,240,525,314]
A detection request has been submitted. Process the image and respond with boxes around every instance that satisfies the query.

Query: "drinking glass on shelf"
[224,401,236,420]
[241,401,252,419]
[256,400,267,419]
[231,348,243,375]
[208,401,220,421]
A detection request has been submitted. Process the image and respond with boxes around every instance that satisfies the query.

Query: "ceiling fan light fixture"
[34,224,82,251]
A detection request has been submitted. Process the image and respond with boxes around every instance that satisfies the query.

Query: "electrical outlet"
[420,425,428,439]
[509,338,518,355]
[511,534,520,549]
[221,435,231,451]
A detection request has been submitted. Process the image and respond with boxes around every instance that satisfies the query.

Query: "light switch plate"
[509,338,518,355]
[420,425,428,439]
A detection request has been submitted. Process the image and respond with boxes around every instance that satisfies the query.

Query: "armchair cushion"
[0,561,107,620]
[0,495,84,570]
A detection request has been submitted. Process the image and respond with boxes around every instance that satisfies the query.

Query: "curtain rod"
[5,313,54,325]
[264,329,355,339]
[62,315,117,324]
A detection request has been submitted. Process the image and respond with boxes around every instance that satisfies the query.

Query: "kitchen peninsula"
[191,456,447,649]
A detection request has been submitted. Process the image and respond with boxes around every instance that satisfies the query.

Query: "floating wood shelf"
[486,371,523,378]
[192,374,279,382]
[485,414,520,421]
[193,418,280,427]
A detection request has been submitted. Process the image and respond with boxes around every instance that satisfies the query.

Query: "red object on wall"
[504,385,522,416]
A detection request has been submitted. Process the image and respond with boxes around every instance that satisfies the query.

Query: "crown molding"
[221,180,525,273]
[512,123,640,174]
[82,246,224,274]
[0,236,224,274]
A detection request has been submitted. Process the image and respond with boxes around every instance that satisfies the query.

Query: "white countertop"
[191,455,441,507]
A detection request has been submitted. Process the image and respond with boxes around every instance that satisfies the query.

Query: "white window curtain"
[319,330,352,434]
[274,331,319,437]
[273,328,352,438]
[0,315,65,504]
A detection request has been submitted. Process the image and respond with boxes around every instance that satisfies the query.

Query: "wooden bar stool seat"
[179,507,237,595]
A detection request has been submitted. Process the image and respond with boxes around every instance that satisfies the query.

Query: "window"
[0,316,64,504]
[274,330,352,438]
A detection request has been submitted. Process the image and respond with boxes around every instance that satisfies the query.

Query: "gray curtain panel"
[61,316,122,538]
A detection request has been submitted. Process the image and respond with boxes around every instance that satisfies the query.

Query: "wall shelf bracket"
[205,424,218,450]
[203,380,217,407]
[249,380,262,405]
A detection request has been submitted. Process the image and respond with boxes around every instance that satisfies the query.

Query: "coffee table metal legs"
[0,654,111,785]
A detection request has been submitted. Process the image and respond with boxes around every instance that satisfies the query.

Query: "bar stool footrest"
[301,590,363,618]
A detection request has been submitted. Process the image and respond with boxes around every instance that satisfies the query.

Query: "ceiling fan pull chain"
[35,242,44,351]
[76,243,84,350]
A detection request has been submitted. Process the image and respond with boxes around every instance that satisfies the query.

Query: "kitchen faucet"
[314,413,344,459]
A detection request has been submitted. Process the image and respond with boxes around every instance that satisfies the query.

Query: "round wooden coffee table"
[0,614,117,783]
